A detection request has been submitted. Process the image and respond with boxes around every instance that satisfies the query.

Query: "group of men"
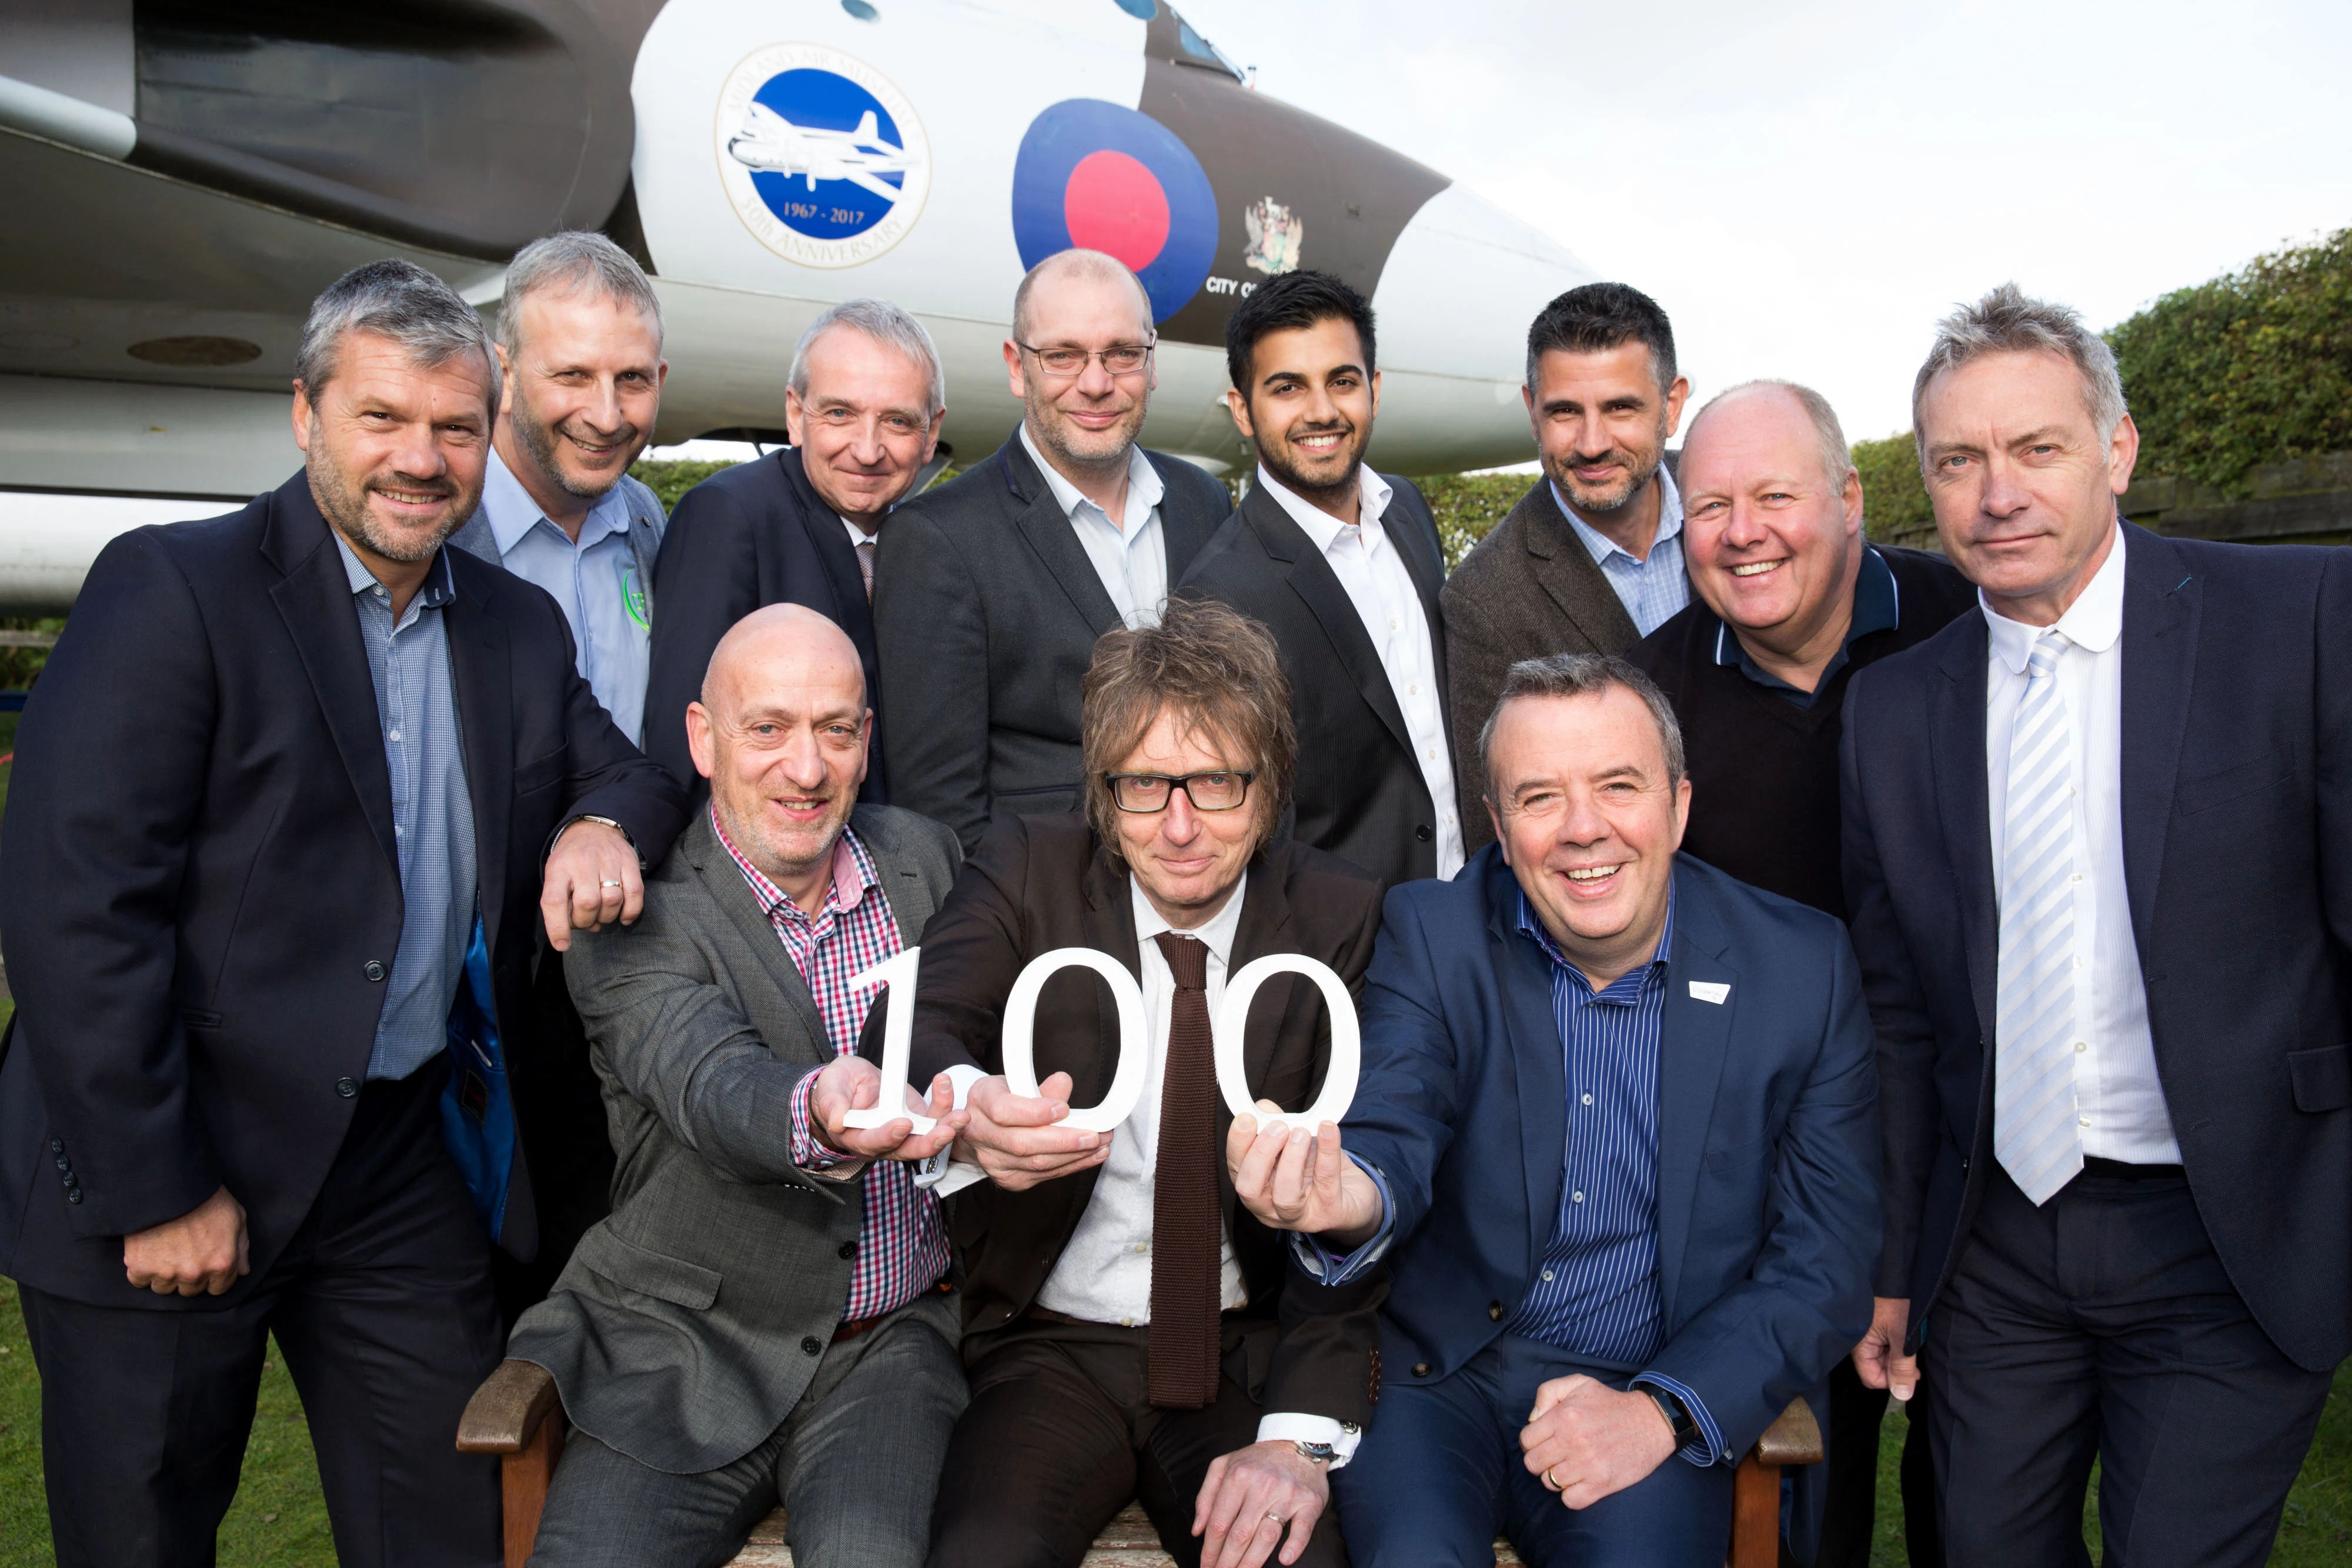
[0,224,2344,1568]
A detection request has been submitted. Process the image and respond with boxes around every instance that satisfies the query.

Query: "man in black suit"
[873,249,1231,852]
[1179,270,1461,889]
[1843,284,2352,1567]
[0,260,687,1568]
[644,298,946,801]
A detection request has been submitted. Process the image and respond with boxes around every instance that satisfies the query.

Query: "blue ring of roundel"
[1011,98,1218,325]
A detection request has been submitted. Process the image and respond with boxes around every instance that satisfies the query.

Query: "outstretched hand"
[1225,1101,1382,1247]
[956,1072,1112,1191]
[809,1057,965,1162]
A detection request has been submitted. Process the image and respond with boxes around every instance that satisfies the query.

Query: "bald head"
[1012,248,1153,344]
[700,602,864,713]
[1682,379,1852,499]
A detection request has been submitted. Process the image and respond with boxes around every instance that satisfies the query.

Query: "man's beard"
[512,391,642,502]
[1545,414,1668,514]
[1256,420,1365,507]
[308,426,473,563]
[1025,384,1145,477]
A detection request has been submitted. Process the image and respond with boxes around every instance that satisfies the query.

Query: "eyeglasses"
[1015,338,1157,379]
[1103,770,1255,813]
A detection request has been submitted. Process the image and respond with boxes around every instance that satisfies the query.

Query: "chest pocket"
[515,747,567,797]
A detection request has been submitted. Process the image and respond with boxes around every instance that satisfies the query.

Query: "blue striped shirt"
[1553,467,1689,637]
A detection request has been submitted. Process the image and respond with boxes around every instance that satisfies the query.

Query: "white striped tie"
[1994,631,2084,1205]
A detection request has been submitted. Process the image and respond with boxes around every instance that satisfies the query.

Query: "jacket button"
[49,1139,63,1155]
[62,1173,77,1189]
[1488,1301,1504,1321]
[55,1155,69,1172]
[67,1189,83,1204]
[1415,824,1434,842]
[837,1241,857,1260]
[363,960,387,982]
[1412,1362,1431,1378]
[800,1336,824,1356]
[336,1076,360,1098]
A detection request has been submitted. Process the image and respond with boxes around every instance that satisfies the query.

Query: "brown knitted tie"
[1148,931,1224,1409]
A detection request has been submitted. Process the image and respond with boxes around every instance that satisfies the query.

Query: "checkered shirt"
[711,807,950,1321]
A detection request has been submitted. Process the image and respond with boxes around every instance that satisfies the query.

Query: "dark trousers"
[1927,1164,2331,1568]
[1815,1358,1945,1568]
[1331,1333,1732,1568]
[19,1061,504,1568]
[927,1316,1346,1568]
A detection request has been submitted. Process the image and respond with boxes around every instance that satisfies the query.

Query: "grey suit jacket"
[506,804,962,1474]
[1440,479,1639,851]
[449,469,667,626]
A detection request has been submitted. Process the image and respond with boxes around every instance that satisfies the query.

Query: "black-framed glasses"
[1104,770,1255,813]
[1015,337,1157,379]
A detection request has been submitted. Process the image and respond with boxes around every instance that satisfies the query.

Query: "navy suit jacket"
[1345,848,1879,1465]
[1840,523,2352,1369]
[642,447,886,803]
[0,473,687,1308]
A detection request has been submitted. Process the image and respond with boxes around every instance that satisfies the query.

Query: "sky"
[1167,0,2352,446]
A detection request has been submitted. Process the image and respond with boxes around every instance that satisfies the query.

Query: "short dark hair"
[1224,269,1377,395]
[1525,282,1677,396]
[1082,597,1296,864]
[1478,653,1685,792]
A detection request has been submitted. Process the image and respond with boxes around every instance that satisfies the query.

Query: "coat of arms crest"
[1242,198,1304,276]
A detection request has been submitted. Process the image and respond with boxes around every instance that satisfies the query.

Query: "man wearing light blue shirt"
[452,232,669,744]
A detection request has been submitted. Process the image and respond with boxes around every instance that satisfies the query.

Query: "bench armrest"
[457,1359,562,1455]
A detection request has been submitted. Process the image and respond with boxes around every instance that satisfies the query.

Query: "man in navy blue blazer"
[1842,286,2352,1567]
[1228,653,1879,1567]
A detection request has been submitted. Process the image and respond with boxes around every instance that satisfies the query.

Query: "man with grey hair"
[1843,283,2352,1566]
[0,258,686,1566]
[1625,379,1971,1564]
[643,297,945,801]
[874,248,1231,852]
[451,229,670,746]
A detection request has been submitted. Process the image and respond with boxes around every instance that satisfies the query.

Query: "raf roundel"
[714,42,931,269]
[1011,98,1217,323]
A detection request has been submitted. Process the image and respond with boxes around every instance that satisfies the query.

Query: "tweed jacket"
[506,804,961,1473]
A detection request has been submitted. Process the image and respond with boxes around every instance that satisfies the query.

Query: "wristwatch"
[1644,1386,1702,1450]
[1290,1440,1338,1466]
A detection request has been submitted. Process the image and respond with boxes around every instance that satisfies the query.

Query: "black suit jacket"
[643,447,886,803]
[0,473,687,1309]
[886,813,1387,1424]
[1840,523,2352,1369]
[871,432,1229,852]
[1178,477,1454,887]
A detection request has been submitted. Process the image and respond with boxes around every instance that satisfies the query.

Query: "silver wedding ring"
[1264,1512,1285,1526]
[599,878,624,888]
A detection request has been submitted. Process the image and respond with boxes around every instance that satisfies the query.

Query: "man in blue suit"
[1228,653,1879,1567]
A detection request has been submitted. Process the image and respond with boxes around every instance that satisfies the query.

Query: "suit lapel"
[1654,869,1736,1327]
[2116,524,2199,960]
[445,563,513,950]
[1929,616,2000,1037]
[1227,854,1298,1106]
[1000,436,1125,638]
[1151,453,1219,579]
[684,817,829,1055]
[260,478,399,873]
[1246,487,1418,758]
[1519,483,1641,651]
[777,449,874,639]
[1077,847,1144,1111]
[1486,866,1566,1280]
[1385,478,1451,698]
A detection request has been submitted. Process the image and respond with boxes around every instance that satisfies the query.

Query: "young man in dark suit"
[1180,270,1461,889]
[1843,285,2352,1566]
[900,599,1387,1568]
[873,249,1231,852]
[0,260,687,1567]
[643,299,946,801]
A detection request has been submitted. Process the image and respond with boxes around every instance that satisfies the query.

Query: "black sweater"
[1627,546,1976,918]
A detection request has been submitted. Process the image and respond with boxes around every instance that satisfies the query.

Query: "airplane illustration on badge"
[725,103,918,202]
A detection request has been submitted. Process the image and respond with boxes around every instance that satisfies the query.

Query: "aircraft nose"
[1365,185,1599,473]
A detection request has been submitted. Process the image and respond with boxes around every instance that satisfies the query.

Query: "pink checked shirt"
[711,808,951,1322]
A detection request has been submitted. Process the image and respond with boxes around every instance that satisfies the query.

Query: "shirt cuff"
[913,1064,991,1194]
[1253,1412,1364,1470]
[789,1065,867,1181]
[1284,1155,1395,1286]
[1629,1371,1732,1469]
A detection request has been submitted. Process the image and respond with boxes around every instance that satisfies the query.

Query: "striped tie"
[1993,631,2084,1205]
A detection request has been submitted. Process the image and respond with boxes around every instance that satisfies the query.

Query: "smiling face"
[1680,385,1864,657]
[1008,262,1158,474]
[1226,316,1380,507]
[499,287,666,503]
[1918,347,2137,626]
[1525,340,1688,517]
[786,325,943,527]
[686,605,871,904]
[1486,686,1688,988]
[294,330,495,564]
[1111,704,1263,930]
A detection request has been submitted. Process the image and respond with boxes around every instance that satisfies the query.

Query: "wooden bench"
[459,1359,1820,1568]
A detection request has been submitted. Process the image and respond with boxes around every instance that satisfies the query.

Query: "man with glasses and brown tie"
[894,597,1387,1568]
[874,249,1234,854]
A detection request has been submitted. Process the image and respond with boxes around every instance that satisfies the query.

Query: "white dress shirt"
[1255,466,1465,878]
[1021,422,1167,628]
[476,448,649,743]
[1983,525,2180,1165]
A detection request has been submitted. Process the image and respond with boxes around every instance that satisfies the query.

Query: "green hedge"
[1852,434,1938,553]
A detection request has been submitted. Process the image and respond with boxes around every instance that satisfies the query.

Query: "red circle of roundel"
[1064,151,1171,272]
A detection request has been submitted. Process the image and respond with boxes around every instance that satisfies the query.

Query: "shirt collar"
[1254,463,1395,557]
[1019,421,1164,532]
[1982,520,2127,674]
[1710,543,1900,671]
[1515,881,1676,996]
[335,531,455,610]
[1130,868,1250,969]
[1553,463,1684,569]
[709,803,877,918]
[480,445,633,556]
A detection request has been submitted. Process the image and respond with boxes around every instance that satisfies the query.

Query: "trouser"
[1815,1355,1945,1568]
[19,1059,503,1568]
[1927,1162,2332,1568]
[491,951,615,1332]
[529,1288,966,1568]
[1331,1333,1733,1568]
[927,1314,1347,1568]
